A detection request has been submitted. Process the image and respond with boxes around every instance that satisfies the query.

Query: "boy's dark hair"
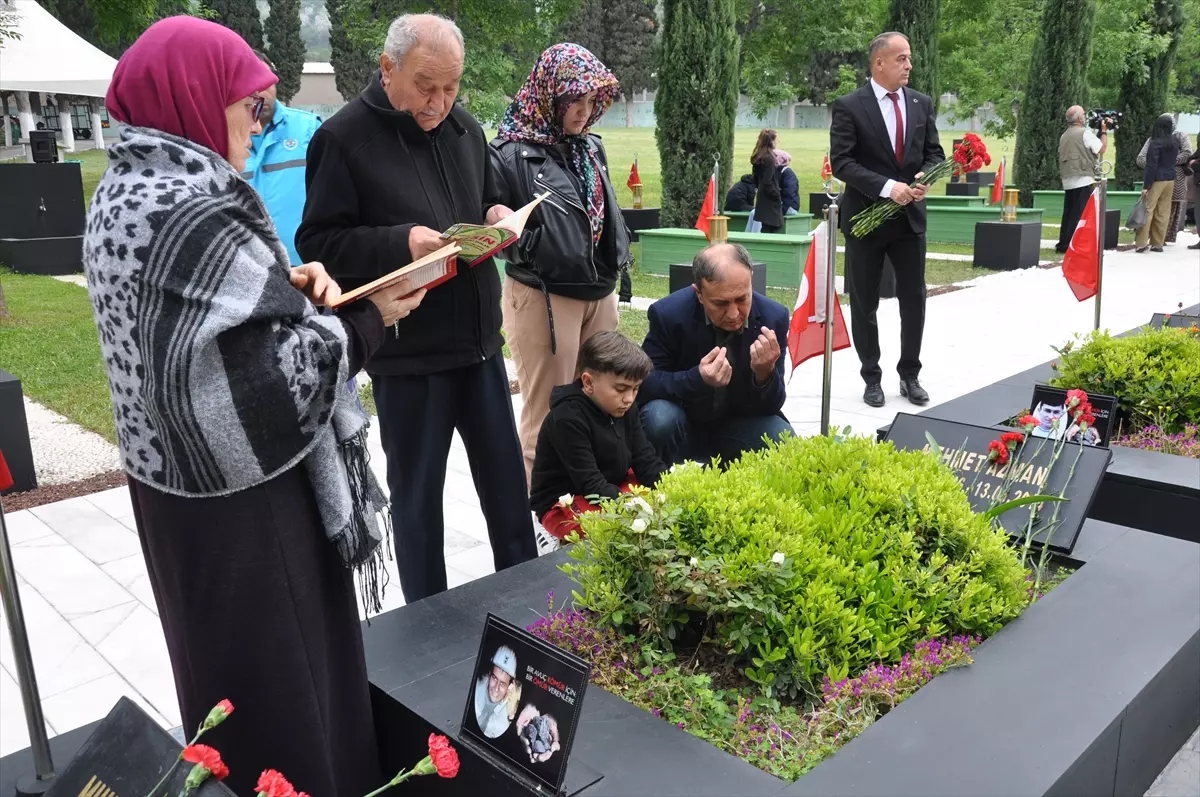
[575,331,653,381]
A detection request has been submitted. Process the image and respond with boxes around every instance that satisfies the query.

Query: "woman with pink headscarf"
[87,17,423,794]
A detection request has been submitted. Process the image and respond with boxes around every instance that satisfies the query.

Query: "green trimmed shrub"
[1050,326,1200,434]
[566,434,1028,700]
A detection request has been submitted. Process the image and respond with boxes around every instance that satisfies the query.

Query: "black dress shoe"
[900,378,929,405]
[863,383,885,407]
[1189,242,1200,250]
[1150,246,1164,252]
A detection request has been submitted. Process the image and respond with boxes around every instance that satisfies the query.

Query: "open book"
[441,192,550,266]
[329,243,461,309]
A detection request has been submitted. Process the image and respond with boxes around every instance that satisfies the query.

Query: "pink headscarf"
[774,149,792,168]
[106,16,277,159]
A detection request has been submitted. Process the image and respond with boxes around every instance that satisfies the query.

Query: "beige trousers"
[1136,180,1174,248]
[503,276,619,484]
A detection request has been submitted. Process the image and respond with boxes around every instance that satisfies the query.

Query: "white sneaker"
[535,526,561,555]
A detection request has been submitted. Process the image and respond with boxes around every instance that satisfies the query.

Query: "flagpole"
[821,186,841,437]
[1094,165,1109,331]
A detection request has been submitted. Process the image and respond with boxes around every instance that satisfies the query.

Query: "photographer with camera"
[1056,105,1109,253]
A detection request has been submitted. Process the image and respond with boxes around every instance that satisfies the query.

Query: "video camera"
[1088,109,1122,132]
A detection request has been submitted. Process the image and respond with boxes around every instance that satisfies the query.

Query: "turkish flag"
[0,449,13,492]
[821,154,833,182]
[991,159,1005,205]
[627,160,640,192]
[694,173,716,240]
[1062,188,1099,301]
[788,221,851,376]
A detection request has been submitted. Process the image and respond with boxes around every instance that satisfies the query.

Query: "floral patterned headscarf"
[498,43,620,244]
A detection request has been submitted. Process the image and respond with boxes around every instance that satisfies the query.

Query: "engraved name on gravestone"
[884,413,1111,554]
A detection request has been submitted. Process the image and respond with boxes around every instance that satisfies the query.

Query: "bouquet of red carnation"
[851,135,992,238]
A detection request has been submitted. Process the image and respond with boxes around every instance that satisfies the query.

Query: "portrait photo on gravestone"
[1028,385,1117,447]
[461,614,591,794]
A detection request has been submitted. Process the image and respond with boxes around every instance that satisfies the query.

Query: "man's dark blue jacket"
[638,287,790,423]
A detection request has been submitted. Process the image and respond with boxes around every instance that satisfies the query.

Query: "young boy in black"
[530,331,667,550]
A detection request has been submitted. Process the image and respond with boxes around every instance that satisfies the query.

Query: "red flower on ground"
[182,744,229,781]
[1001,431,1025,446]
[428,734,460,779]
[255,769,296,797]
[988,439,1010,466]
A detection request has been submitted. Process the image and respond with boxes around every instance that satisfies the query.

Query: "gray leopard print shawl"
[84,125,392,612]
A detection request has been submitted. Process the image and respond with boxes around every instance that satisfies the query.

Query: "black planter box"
[966,171,996,186]
[670,262,766,296]
[876,305,1200,544]
[946,182,981,196]
[0,163,85,275]
[972,220,1041,270]
[808,192,832,219]
[620,208,660,243]
[1104,208,1120,249]
[360,519,1199,796]
[0,368,37,494]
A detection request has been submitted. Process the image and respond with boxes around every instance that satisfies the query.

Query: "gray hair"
[384,13,465,68]
[1065,106,1085,125]
[869,31,908,61]
[693,243,753,286]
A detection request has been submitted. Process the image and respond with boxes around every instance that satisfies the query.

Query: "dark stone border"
[877,306,1200,544]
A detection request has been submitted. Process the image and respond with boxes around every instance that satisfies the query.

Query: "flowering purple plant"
[1114,424,1199,459]
[821,636,977,712]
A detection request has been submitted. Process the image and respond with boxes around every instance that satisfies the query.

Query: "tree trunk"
[56,95,75,152]
[625,95,634,127]
[787,102,795,129]
[17,91,34,141]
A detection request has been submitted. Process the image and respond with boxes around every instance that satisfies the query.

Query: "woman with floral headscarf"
[490,43,632,508]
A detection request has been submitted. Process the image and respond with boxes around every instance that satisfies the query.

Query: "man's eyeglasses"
[250,97,265,122]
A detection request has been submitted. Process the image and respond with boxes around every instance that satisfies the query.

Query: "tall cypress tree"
[1014,0,1097,206]
[654,0,739,228]
[558,0,657,127]
[328,0,374,101]
[265,0,304,102]
[1115,0,1183,190]
[888,0,939,113]
[210,0,263,49]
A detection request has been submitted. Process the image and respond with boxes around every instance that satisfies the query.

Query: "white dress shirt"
[871,78,909,199]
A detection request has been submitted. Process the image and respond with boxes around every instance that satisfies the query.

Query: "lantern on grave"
[1002,189,1019,223]
[631,182,644,209]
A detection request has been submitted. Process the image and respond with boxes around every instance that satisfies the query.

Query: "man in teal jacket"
[243,52,322,265]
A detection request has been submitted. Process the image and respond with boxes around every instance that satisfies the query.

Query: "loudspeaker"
[28,130,57,163]
[0,162,85,275]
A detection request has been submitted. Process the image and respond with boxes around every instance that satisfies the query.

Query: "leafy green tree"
[1114,0,1184,188]
[888,0,940,112]
[1014,0,1097,204]
[265,0,305,101]
[557,0,658,126]
[209,0,263,48]
[654,0,739,227]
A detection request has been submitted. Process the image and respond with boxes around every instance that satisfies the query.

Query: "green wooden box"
[637,228,812,290]
[723,211,814,236]
[925,195,987,207]
[1031,189,1141,222]
[926,206,1044,244]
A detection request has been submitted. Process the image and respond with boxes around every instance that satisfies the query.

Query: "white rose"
[689,557,699,567]
[558,494,573,507]
[656,493,667,505]
[771,552,786,565]
[631,518,648,533]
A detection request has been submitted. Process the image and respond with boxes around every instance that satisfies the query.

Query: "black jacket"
[725,174,757,212]
[489,137,631,301]
[1143,137,1180,186]
[529,381,666,518]
[829,84,944,237]
[295,71,504,376]
[780,166,800,213]
[752,156,783,227]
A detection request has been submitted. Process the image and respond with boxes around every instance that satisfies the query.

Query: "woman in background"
[490,43,630,505]
[776,149,800,216]
[1137,117,1193,244]
[751,129,784,233]
[1135,114,1181,252]
[87,16,423,795]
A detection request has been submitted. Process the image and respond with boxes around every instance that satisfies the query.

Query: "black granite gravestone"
[884,412,1111,553]
[619,208,660,243]
[966,172,996,186]
[972,221,1041,270]
[808,192,831,219]
[43,698,233,797]
[0,163,85,276]
[1148,312,1200,329]
[1104,208,1120,249]
[0,369,37,494]
[946,182,981,197]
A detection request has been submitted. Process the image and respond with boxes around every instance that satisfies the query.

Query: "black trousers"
[1057,185,1093,250]
[372,353,536,603]
[760,222,783,233]
[844,216,926,384]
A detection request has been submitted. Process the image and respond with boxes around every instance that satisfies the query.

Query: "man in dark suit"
[638,243,793,465]
[830,31,945,408]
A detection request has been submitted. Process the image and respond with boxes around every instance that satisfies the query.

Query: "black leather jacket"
[489,135,632,302]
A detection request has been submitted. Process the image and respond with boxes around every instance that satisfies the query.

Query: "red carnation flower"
[987,439,1010,466]
[1018,414,1039,430]
[1001,431,1025,446]
[428,734,460,779]
[1066,388,1089,409]
[970,156,983,171]
[255,769,297,797]
[199,699,234,734]
[182,744,229,782]
[984,153,993,166]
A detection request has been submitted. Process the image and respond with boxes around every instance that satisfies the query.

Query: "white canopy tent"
[1,0,118,151]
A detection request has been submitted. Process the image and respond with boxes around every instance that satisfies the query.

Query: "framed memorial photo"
[461,614,591,795]
[1027,385,1117,448]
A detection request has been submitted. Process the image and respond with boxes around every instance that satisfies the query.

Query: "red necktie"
[887,92,904,162]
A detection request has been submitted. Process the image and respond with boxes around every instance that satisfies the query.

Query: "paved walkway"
[2,229,1197,770]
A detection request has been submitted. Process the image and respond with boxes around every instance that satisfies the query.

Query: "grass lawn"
[0,270,115,442]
